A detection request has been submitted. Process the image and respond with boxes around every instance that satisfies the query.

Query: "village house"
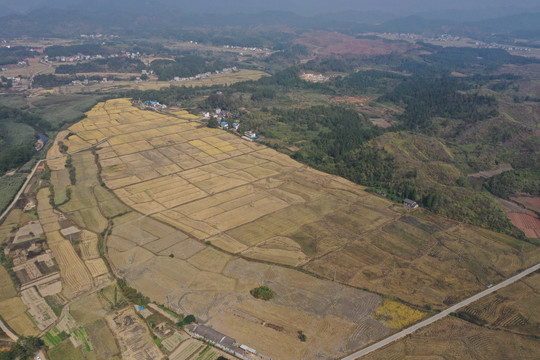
[404,198,419,209]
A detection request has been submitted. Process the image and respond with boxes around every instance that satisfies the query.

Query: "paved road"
[0,159,44,222]
[0,318,19,341]
[342,262,540,360]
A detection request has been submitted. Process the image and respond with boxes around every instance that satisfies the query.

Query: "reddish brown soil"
[508,212,540,239]
[333,96,370,106]
[296,31,414,57]
[511,196,540,213]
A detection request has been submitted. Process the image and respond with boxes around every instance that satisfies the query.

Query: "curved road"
[342,262,540,359]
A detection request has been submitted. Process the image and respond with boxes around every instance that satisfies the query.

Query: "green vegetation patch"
[48,340,85,360]
[43,327,68,348]
[117,279,149,306]
[250,285,275,300]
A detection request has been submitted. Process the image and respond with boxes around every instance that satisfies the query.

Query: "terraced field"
[364,273,540,359]
[56,98,540,359]
[458,272,540,336]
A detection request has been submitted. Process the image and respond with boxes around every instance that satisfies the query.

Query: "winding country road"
[342,262,540,360]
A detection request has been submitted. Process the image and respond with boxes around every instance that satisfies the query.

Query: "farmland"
[64,99,539,308]
[56,99,398,359]
[363,315,540,360]
[0,174,27,214]
[106,306,163,360]
[47,69,268,94]
[0,297,39,336]
[42,98,537,359]
[37,188,94,298]
[364,273,540,359]
[457,273,540,336]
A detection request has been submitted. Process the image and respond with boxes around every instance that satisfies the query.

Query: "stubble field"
[364,273,540,360]
[55,98,540,359]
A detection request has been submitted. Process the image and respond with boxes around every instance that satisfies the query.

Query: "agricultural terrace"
[364,273,540,359]
[64,99,539,305]
[54,99,540,359]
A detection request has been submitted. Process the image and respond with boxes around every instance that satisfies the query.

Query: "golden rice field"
[50,98,540,359]
[63,99,540,308]
[46,130,69,171]
[374,299,425,329]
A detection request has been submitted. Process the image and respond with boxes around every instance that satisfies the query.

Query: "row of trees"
[0,336,44,360]
[55,58,145,74]
[151,56,231,81]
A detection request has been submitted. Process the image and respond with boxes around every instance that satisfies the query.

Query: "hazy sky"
[1,0,539,17]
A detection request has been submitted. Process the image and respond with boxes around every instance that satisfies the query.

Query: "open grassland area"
[56,98,540,359]
[363,316,540,360]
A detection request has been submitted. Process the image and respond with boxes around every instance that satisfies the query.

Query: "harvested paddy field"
[107,307,163,360]
[364,273,540,360]
[64,99,540,306]
[363,316,539,360]
[70,293,120,359]
[0,297,39,336]
[457,272,540,336]
[37,188,94,299]
[57,98,540,359]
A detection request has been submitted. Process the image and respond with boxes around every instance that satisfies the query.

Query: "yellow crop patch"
[374,299,426,329]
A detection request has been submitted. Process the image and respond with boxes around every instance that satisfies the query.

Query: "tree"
[250,285,274,300]
[207,118,219,128]
[8,336,44,360]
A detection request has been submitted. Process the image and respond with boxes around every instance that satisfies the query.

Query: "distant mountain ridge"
[0,1,539,41]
